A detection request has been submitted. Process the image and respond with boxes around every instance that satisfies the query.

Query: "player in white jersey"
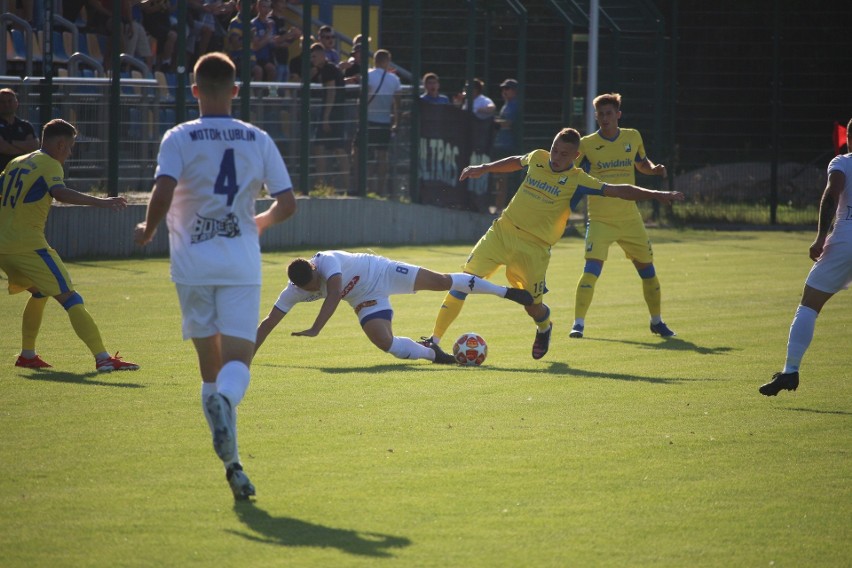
[134,52,297,498]
[760,118,852,396]
[254,250,533,364]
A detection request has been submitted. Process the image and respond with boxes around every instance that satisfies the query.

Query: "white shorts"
[175,284,261,341]
[347,260,419,324]
[805,235,852,294]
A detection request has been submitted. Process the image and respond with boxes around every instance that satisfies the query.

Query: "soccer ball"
[452,332,488,366]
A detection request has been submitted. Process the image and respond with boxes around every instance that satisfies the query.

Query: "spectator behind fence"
[0,89,39,173]
[454,78,495,120]
[340,41,364,84]
[310,42,349,190]
[250,0,277,81]
[492,78,519,211]
[141,0,177,72]
[125,0,155,70]
[352,48,402,197]
[226,0,263,80]
[269,0,300,82]
[420,72,450,105]
[318,24,340,66]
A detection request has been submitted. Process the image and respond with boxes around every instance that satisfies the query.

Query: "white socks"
[783,305,818,374]
[217,360,250,407]
[450,273,506,297]
[388,336,434,360]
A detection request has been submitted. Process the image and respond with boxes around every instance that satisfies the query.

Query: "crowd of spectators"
[2,0,366,79]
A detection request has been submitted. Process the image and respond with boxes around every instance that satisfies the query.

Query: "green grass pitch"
[1,229,850,567]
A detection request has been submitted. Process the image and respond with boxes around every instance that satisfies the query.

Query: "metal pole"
[240,0,252,121]
[108,0,121,197]
[357,0,369,196]
[299,0,312,194]
[176,0,187,124]
[409,0,422,203]
[770,0,780,224]
[586,0,599,135]
[39,0,53,128]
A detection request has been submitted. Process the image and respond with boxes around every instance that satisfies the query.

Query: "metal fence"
[5,75,413,198]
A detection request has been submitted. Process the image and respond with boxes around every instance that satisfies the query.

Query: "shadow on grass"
[17,369,145,388]
[259,360,699,384]
[228,501,412,558]
[782,407,852,416]
[584,336,736,355]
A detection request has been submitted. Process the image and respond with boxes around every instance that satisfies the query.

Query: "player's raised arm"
[603,183,683,204]
[459,156,523,180]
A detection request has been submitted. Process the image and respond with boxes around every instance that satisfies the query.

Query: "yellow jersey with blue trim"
[577,128,646,222]
[0,150,66,253]
[502,149,606,246]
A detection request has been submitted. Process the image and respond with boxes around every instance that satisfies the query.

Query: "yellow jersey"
[577,128,646,222]
[502,149,606,246]
[0,151,66,253]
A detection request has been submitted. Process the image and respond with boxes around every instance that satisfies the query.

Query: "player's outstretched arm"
[51,186,128,209]
[292,274,343,338]
[255,306,286,354]
[135,176,176,246]
[459,156,523,180]
[603,184,683,204]
[256,189,297,236]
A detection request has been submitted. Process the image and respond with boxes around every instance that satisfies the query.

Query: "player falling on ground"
[760,118,852,396]
[135,52,297,499]
[255,250,534,363]
[424,127,684,360]
[570,93,674,339]
[0,118,139,372]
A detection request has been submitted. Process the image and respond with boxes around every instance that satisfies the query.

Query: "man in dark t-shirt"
[0,89,39,173]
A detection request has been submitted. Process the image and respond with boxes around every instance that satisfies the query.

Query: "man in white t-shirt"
[254,250,533,363]
[354,48,402,197]
[134,52,297,499]
[761,118,852,396]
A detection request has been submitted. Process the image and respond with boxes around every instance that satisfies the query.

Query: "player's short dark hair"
[555,127,581,146]
[310,42,325,54]
[194,52,236,96]
[374,49,391,65]
[42,118,77,142]
[593,92,622,110]
[288,258,314,287]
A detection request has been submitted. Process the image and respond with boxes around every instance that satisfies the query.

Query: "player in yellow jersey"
[570,93,673,339]
[0,119,139,372]
[423,127,683,360]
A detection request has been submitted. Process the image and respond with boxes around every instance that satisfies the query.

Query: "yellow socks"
[64,296,107,356]
[21,294,49,351]
[432,291,466,344]
[573,272,598,321]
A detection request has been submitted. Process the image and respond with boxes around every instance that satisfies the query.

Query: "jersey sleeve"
[313,251,342,280]
[273,283,308,313]
[154,127,182,181]
[519,150,538,168]
[633,130,647,162]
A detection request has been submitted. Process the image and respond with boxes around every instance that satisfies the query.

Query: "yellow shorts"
[0,248,74,296]
[463,218,551,303]
[584,216,653,264]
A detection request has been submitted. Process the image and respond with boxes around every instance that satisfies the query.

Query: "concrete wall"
[45,196,495,259]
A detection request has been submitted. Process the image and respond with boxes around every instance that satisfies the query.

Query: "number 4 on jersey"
[214,148,238,206]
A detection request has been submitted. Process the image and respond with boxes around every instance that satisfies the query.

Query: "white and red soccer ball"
[452,332,488,366]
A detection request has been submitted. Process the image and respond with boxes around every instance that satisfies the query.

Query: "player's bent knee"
[59,291,84,310]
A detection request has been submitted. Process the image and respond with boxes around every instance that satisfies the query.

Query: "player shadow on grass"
[583,336,736,355]
[480,361,699,384]
[228,501,412,558]
[781,407,852,416]
[255,362,451,375]
[16,369,144,388]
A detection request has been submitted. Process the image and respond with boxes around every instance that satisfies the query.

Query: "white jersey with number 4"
[155,115,293,286]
